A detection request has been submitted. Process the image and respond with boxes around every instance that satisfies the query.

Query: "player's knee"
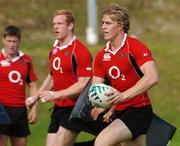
[94,137,110,146]
[94,139,105,146]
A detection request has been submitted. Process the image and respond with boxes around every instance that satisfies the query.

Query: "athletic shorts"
[1,106,30,137]
[0,104,11,134]
[76,105,153,140]
[48,105,81,133]
[112,105,153,139]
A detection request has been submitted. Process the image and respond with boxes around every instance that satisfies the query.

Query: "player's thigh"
[115,105,152,139]
[54,126,77,146]
[57,126,77,137]
[95,119,132,146]
[10,136,27,146]
[48,105,80,133]
[121,135,146,146]
[46,133,57,146]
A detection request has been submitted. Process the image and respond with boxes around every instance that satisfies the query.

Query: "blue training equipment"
[146,113,176,146]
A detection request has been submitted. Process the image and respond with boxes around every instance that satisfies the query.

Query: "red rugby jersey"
[94,35,154,111]
[0,50,37,107]
[49,37,92,107]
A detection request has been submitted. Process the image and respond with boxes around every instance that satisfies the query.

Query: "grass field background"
[0,0,180,145]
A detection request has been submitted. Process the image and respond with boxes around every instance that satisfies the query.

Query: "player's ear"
[118,22,123,31]
[2,36,5,44]
[68,22,74,31]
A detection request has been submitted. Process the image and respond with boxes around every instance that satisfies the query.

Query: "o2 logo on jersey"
[52,57,63,73]
[8,70,23,85]
[108,66,126,80]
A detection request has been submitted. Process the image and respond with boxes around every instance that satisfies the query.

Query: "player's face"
[52,15,72,41]
[101,15,122,41]
[2,35,20,57]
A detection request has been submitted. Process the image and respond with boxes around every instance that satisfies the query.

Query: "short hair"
[3,25,21,40]
[53,9,75,25]
[102,3,130,33]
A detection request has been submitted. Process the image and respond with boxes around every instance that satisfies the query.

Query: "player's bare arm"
[39,76,91,102]
[92,76,104,84]
[26,74,53,106]
[27,81,38,124]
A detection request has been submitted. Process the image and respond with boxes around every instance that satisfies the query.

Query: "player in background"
[90,3,159,146]
[0,25,38,146]
[26,9,92,146]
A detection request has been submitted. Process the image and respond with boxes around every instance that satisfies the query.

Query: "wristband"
[28,97,33,102]
[41,98,46,103]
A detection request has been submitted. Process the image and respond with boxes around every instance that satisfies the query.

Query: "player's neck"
[4,50,19,60]
[58,33,74,47]
[110,32,126,51]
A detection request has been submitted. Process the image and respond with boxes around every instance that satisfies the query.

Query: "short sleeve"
[24,56,38,83]
[74,43,92,77]
[129,39,154,68]
[93,52,105,78]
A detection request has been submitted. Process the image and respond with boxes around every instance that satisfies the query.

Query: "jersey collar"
[53,35,76,50]
[2,49,24,62]
[104,33,127,55]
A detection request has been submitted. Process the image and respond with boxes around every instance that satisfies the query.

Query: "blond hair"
[102,3,130,33]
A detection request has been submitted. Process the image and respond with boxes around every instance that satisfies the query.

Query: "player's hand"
[39,90,55,103]
[25,96,37,108]
[103,107,114,123]
[106,87,125,105]
[28,107,38,124]
[90,107,105,120]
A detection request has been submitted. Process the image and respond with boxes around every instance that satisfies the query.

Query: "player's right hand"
[103,107,114,123]
[25,97,37,107]
[90,107,105,120]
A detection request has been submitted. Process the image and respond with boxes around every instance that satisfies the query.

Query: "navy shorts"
[0,104,11,134]
[48,105,81,133]
[1,106,30,137]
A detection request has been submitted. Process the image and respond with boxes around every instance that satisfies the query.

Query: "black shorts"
[48,105,81,133]
[113,105,153,139]
[76,105,153,140]
[1,106,30,137]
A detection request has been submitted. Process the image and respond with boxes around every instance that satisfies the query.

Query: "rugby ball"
[88,83,111,108]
